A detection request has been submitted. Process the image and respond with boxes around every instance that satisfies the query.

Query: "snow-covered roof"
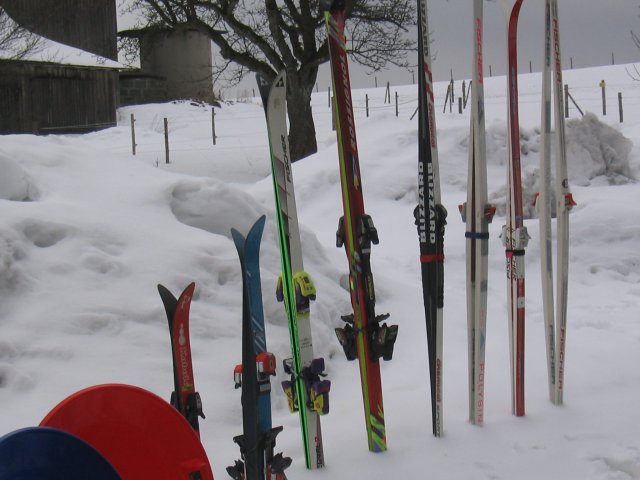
[0,16,124,69]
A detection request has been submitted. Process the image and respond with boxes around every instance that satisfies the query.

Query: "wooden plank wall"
[0,62,118,134]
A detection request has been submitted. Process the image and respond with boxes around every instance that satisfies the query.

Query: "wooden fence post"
[211,108,217,145]
[366,94,369,117]
[130,113,136,155]
[395,91,398,117]
[618,92,623,123]
[164,118,169,164]
[464,80,471,109]
[600,80,606,116]
[449,76,454,112]
[443,84,451,114]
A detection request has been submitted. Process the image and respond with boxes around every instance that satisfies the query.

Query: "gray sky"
[346,0,640,88]
[117,1,640,93]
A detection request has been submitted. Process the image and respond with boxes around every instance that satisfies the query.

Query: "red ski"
[158,282,205,434]
[499,0,529,417]
[323,0,398,452]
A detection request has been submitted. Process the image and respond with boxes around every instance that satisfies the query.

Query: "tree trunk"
[286,67,318,162]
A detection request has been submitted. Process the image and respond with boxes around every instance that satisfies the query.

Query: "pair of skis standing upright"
[419,0,575,434]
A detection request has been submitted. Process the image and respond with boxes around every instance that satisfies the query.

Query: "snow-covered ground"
[1,62,639,479]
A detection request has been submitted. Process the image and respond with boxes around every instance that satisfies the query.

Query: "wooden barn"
[0,0,120,134]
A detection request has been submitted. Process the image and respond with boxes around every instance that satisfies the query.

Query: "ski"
[256,71,330,469]
[414,0,447,437]
[228,216,292,480]
[499,0,529,417]
[539,0,575,405]
[459,0,495,426]
[158,282,205,435]
[323,0,398,452]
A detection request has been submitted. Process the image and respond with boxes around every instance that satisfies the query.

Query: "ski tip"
[230,227,245,251]
[157,284,178,322]
[256,73,272,108]
[253,215,267,234]
[231,215,266,254]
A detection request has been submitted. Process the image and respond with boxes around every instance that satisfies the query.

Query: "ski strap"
[420,254,445,263]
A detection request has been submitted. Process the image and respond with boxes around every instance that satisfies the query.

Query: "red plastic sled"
[40,384,214,480]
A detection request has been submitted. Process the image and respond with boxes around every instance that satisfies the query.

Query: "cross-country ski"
[460,0,495,426]
[498,0,529,417]
[538,0,576,406]
[415,0,447,437]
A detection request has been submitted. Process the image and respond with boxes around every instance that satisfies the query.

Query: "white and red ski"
[498,0,529,417]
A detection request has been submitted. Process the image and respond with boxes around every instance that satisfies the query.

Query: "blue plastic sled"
[0,426,121,480]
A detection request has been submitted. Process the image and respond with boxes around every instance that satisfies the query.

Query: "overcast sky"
[340,0,640,89]
[117,0,640,93]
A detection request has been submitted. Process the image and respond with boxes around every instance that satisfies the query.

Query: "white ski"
[539,0,576,405]
[461,0,495,426]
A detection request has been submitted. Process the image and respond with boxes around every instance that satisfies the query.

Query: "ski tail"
[158,282,204,435]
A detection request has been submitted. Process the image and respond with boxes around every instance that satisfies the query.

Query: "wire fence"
[93,76,638,162]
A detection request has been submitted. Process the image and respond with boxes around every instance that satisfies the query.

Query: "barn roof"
[0,16,123,69]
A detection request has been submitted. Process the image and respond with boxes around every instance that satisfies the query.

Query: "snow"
[1,62,640,479]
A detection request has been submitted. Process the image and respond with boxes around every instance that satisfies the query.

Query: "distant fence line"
[121,76,631,161]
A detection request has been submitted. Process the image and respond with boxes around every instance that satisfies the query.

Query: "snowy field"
[1,62,639,479]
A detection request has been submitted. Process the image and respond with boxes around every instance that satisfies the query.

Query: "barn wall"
[0,61,118,134]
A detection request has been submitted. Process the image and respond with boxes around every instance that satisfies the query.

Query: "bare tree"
[122,0,416,161]
[0,7,44,60]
